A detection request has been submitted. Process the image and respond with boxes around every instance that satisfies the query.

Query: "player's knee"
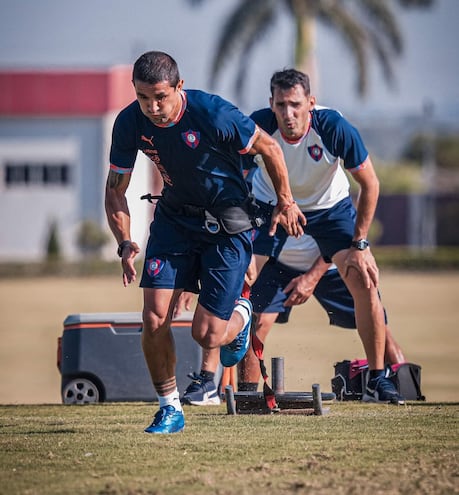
[142,309,168,336]
[193,332,219,349]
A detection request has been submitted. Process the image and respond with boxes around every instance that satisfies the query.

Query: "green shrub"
[45,221,61,262]
[76,220,110,258]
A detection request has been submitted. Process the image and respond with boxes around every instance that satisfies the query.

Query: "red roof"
[0,66,135,116]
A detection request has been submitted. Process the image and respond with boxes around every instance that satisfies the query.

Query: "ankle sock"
[158,388,183,412]
[200,370,215,382]
[369,369,385,381]
[234,302,250,328]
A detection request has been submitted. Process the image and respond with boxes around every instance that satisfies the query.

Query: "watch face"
[352,240,369,250]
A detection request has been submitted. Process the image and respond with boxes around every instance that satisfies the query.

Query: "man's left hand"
[270,202,306,238]
[343,248,379,288]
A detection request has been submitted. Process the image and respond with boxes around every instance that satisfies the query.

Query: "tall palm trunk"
[292,0,319,94]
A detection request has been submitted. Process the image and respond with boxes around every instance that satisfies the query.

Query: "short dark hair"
[132,51,180,87]
[270,69,310,96]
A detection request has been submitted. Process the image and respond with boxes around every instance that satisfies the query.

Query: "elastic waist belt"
[140,193,265,234]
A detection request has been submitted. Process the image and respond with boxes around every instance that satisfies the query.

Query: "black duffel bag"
[331,359,425,401]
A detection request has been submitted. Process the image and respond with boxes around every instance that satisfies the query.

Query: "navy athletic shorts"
[250,258,357,328]
[140,208,252,320]
[253,196,356,262]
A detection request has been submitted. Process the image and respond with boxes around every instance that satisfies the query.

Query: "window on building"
[4,162,72,187]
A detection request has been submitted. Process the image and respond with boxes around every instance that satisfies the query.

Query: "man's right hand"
[283,273,317,306]
[120,241,140,287]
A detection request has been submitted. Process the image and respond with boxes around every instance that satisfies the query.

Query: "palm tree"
[187,0,434,100]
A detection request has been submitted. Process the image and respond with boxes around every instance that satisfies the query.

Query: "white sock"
[158,388,182,412]
[233,302,251,328]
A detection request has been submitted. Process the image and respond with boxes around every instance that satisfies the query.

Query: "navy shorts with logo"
[140,207,252,320]
[250,258,388,328]
[253,196,356,263]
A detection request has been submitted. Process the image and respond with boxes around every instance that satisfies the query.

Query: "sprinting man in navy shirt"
[105,51,305,434]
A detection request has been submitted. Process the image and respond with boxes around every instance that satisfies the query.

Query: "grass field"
[0,402,457,494]
[0,272,458,494]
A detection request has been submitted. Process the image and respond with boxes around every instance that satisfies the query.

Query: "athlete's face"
[270,84,315,140]
[134,79,184,126]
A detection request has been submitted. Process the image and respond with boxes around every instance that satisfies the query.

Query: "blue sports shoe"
[363,376,405,405]
[220,297,252,367]
[144,406,185,434]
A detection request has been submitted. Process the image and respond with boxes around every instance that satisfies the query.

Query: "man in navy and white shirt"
[249,68,405,405]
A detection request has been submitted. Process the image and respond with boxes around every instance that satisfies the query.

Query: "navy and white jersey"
[110,89,258,209]
[250,106,369,211]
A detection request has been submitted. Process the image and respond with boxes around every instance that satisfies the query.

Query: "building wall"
[0,118,103,261]
[0,67,140,262]
[0,115,153,262]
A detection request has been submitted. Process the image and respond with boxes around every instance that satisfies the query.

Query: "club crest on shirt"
[308,144,323,162]
[181,130,200,149]
[146,258,164,278]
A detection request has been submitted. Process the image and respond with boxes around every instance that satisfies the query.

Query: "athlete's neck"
[155,91,186,128]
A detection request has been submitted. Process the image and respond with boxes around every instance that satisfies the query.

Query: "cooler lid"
[63,311,194,326]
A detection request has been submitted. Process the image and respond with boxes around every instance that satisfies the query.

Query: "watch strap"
[117,240,131,257]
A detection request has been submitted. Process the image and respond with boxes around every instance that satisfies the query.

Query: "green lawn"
[1,402,457,495]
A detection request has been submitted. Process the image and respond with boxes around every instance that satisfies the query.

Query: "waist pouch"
[158,192,265,235]
[331,359,425,401]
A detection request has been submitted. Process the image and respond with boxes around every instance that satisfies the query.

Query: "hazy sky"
[1,0,458,121]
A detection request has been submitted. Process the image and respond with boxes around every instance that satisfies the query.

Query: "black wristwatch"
[117,240,131,258]
[351,239,370,251]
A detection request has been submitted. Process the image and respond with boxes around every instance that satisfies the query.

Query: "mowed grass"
[0,272,458,494]
[0,402,457,495]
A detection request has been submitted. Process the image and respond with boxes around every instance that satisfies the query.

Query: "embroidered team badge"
[146,258,164,278]
[181,130,200,149]
[308,144,323,162]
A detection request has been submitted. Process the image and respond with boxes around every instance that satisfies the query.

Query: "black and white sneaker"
[363,376,405,405]
[182,373,221,406]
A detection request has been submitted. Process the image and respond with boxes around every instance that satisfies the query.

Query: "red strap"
[241,281,278,411]
[241,281,251,299]
[252,331,278,411]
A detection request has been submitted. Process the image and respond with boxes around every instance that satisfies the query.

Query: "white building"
[0,68,153,261]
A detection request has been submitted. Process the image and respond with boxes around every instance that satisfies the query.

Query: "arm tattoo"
[107,171,124,189]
